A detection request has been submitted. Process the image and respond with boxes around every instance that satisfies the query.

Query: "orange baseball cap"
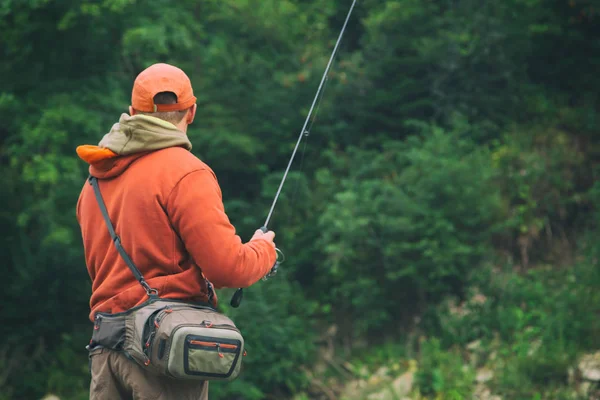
[131,63,197,112]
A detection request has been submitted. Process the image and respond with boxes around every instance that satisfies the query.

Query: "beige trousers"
[89,348,208,400]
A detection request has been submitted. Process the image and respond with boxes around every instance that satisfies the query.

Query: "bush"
[424,249,600,398]
[315,124,502,338]
[415,338,475,399]
[490,126,588,268]
[432,258,600,350]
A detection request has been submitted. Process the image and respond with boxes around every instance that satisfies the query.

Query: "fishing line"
[288,72,333,216]
[231,0,357,308]
[262,0,357,229]
[287,135,310,215]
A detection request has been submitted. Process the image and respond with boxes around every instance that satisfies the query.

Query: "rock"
[407,359,418,372]
[363,371,414,400]
[471,293,487,305]
[357,365,370,378]
[347,379,367,391]
[579,351,600,381]
[374,366,390,378]
[367,366,391,386]
[367,392,387,400]
[474,384,502,400]
[313,360,328,375]
[527,339,542,356]
[474,385,492,399]
[467,340,482,352]
[367,375,383,386]
[339,379,368,400]
[568,366,576,385]
[580,381,591,396]
[344,380,365,390]
[476,368,494,383]
[448,301,469,317]
[391,371,414,397]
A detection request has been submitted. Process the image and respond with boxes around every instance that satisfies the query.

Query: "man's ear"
[129,106,136,116]
[186,104,197,125]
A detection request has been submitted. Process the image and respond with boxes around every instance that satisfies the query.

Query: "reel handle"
[230,287,244,308]
[230,226,283,308]
[259,225,283,279]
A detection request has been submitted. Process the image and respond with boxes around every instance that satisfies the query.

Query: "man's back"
[77,115,276,322]
[78,145,207,319]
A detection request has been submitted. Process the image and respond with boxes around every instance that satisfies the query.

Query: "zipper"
[189,340,238,350]
[142,306,172,361]
[152,305,236,331]
[153,306,173,329]
[200,321,241,333]
[187,338,239,358]
[94,315,102,330]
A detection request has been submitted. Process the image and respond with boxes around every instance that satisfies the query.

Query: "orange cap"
[131,63,197,112]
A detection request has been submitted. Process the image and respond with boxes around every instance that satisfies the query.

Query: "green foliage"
[415,338,475,399]
[430,256,600,354]
[350,342,409,377]
[423,254,600,398]
[316,124,501,336]
[44,332,91,400]
[1,0,599,399]
[491,126,588,266]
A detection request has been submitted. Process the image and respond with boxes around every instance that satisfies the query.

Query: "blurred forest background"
[2,0,600,399]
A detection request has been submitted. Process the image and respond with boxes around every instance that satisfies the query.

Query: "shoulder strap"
[88,176,158,298]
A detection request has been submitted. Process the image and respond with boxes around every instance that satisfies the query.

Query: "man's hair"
[136,92,189,124]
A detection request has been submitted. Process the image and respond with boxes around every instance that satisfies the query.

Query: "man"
[76,63,277,400]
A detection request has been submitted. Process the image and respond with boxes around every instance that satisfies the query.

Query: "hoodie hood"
[76,113,192,179]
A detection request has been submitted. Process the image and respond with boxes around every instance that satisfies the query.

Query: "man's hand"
[250,229,276,248]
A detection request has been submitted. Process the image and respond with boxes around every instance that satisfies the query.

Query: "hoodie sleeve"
[166,168,277,289]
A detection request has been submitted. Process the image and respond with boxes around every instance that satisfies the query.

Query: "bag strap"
[88,176,158,297]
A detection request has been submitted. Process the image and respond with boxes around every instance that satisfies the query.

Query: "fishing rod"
[230,0,358,308]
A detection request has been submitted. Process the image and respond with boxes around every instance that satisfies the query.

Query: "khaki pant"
[89,348,208,400]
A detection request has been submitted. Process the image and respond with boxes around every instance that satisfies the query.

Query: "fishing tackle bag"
[87,176,245,381]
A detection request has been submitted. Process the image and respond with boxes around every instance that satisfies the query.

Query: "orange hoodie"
[76,114,276,321]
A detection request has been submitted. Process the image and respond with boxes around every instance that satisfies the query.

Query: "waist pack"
[87,176,245,381]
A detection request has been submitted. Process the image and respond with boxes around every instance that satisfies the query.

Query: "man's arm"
[166,168,277,288]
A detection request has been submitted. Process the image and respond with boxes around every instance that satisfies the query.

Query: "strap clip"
[140,280,159,297]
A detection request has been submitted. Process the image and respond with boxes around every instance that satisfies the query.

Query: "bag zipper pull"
[216,344,224,358]
[154,306,172,328]
[94,315,102,331]
[145,331,155,349]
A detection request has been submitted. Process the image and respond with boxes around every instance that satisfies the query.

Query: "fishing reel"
[259,225,285,281]
[263,248,285,281]
[230,227,285,308]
